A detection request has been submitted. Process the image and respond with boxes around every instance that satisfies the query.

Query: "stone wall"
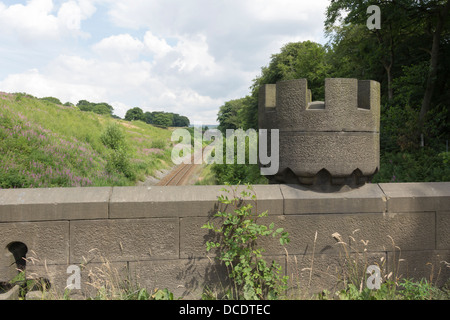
[0,182,449,299]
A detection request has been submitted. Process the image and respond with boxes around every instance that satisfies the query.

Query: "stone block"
[0,250,17,283]
[130,258,228,299]
[26,260,132,299]
[69,218,179,264]
[180,216,219,259]
[180,215,288,260]
[79,260,131,299]
[25,263,69,298]
[0,221,69,273]
[181,210,435,261]
[437,211,450,250]
[286,252,386,297]
[280,183,386,215]
[261,212,435,256]
[110,186,221,218]
[379,182,450,213]
[0,285,20,300]
[387,250,450,288]
[0,187,110,222]
[110,185,283,219]
[130,255,286,300]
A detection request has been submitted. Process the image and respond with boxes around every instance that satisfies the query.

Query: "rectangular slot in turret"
[307,101,325,110]
[358,80,371,110]
[263,84,276,108]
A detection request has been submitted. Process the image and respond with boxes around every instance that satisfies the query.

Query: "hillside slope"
[0,92,175,188]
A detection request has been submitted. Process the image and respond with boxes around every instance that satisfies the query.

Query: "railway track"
[156,162,198,186]
[156,146,207,186]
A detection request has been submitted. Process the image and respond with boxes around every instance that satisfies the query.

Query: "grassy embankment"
[0,92,175,188]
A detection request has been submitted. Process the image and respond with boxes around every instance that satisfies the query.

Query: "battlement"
[258,78,380,133]
[258,78,381,190]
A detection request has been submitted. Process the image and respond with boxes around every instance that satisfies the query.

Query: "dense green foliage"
[214,0,450,185]
[144,110,190,128]
[124,107,145,121]
[77,99,114,116]
[100,123,134,179]
[125,107,190,128]
[40,97,63,105]
[331,278,449,300]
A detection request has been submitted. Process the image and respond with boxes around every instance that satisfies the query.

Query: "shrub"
[0,169,31,188]
[150,139,166,149]
[202,184,290,300]
[40,97,62,105]
[100,123,126,151]
[105,148,135,180]
[398,278,441,300]
[101,123,135,180]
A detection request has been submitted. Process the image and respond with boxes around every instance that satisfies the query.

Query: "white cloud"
[0,0,59,40]
[0,68,106,103]
[170,34,217,75]
[93,34,145,62]
[0,0,96,42]
[0,48,221,123]
[0,0,331,124]
[143,31,172,58]
[57,0,96,35]
[244,0,325,22]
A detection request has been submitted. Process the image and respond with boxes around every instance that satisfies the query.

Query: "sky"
[0,0,330,124]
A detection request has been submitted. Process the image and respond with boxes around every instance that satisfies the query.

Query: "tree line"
[124,107,190,128]
[214,0,449,184]
[39,97,191,129]
[74,100,190,128]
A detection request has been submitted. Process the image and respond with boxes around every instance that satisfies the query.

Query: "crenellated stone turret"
[258,78,380,191]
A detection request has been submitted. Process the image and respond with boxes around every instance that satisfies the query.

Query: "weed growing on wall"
[202,183,290,300]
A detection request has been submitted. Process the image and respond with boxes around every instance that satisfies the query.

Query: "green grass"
[194,164,217,185]
[0,92,175,188]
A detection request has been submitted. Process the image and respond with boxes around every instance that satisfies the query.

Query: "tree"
[77,100,91,109]
[41,97,62,105]
[93,103,114,115]
[144,111,154,124]
[124,107,145,121]
[152,113,172,128]
[254,41,330,101]
[325,0,405,101]
[325,23,382,83]
[145,111,190,127]
[325,0,450,140]
[217,98,246,132]
[100,123,134,179]
[179,116,190,127]
[172,113,190,127]
[417,1,450,137]
[100,122,126,151]
[77,100,114,116]
[216,41,330,133]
